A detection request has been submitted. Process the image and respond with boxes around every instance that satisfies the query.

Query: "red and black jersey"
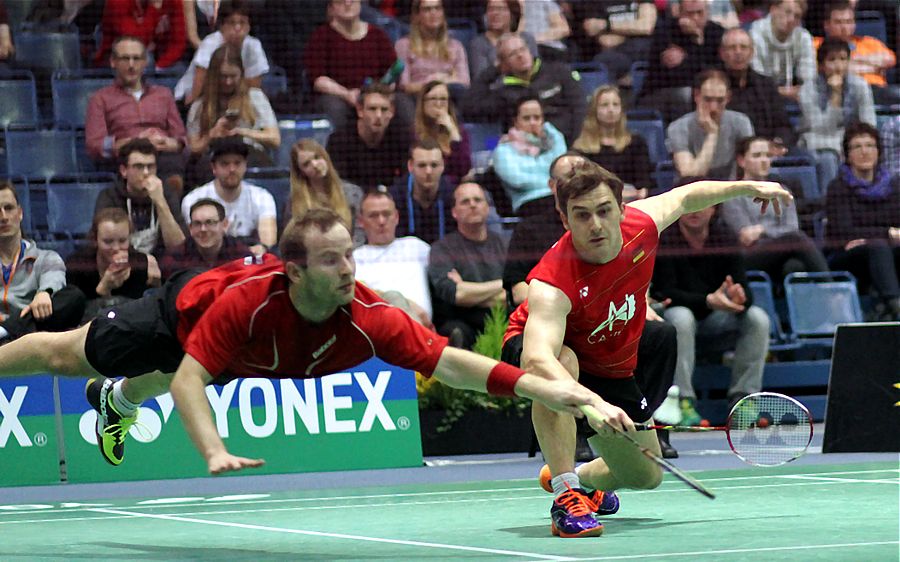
[505,207,659,379]
[175,256,448,382]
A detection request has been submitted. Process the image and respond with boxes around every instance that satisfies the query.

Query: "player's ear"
[284,260,304,283]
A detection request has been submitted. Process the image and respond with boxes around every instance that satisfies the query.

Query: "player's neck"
[292,285,339,324]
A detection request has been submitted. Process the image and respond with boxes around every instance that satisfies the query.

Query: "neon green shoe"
[85,378,138,466]
[679,398,702,426]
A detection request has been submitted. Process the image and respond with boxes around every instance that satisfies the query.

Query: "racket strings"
[727,394,812,466]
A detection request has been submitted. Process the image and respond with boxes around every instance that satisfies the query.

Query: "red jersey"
[175,256,448,382]
[505,207,659,379]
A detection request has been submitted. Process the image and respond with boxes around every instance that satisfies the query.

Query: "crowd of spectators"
[0,0,898,425]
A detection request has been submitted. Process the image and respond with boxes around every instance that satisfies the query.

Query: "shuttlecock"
[653,385,682,425]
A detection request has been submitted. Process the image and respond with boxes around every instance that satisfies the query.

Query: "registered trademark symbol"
[396,416,410,430]
[33,432,47,447]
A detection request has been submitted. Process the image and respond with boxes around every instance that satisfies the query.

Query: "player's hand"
[739,225,764,247]
[447,268,463,284]
[587,400,635,436]
[724,276,747,306]
[143,176,166,206]
[21,291,53,320]
[742,181,793,216]
[207,451,265,475]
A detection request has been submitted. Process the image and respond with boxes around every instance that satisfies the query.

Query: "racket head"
[725,392,813,466]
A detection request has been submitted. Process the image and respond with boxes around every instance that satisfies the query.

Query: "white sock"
[551,472,581,495]
[111,380,140,416]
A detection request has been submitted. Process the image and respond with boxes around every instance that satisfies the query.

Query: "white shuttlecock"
[653,385,683,425]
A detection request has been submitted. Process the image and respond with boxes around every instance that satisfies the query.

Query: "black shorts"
[501,333,652,431]
[84,270,200,378]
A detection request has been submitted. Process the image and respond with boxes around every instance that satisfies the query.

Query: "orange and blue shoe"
[550,485,604,537]
[539,464,620,516]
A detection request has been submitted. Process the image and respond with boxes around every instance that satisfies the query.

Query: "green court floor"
[0,461,897,561]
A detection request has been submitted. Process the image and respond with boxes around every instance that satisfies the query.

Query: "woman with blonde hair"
[186,43,280,183]
[414,80,471,186]
[574,85,651,201]
[288,139,364,245]
[395,0,470,96]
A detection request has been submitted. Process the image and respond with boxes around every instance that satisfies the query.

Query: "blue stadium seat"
[147,70,181,91]
[360,8,408,43]
[784,271,863,346]
[746,270,800,353]
[0,70,39,128]
[771,157,820,201]
[653,160,676,194]
[51,70,111,128]
[261,65,289,100]
[274,115,335,168]
[855,11,887,44]
[44,173,116,239]
[14,29,82,73]
[572,61,611,100]
[627,116,667,165]
[463,122,503,172]
[875,105,899,129]
[447,18,478,50]
[245,167,291,227]
[4,123,79,180]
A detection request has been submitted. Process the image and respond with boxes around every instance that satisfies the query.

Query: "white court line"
[4,476,899,526]
[88,508,577,561]
[576,540,900,561]
[2,468,896,517]
[779,475,900,485]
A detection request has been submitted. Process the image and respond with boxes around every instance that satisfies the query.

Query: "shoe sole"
[551,521,604,538]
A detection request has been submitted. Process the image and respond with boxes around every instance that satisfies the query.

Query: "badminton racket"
[578,404,716,499]
[636,392,813,467]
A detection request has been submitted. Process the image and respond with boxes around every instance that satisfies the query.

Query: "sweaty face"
[695,79,729,122]
[563,183,625,264]
[211,153,247,191]
[719,30,753,72]
[189,204,227,250]
[302,223,356,306]
[594,91,622,127]
[358,93,394,135]
[359,195,399,246]
[408,147,445,192]
[111,39,147,89]
[739,140,772,180]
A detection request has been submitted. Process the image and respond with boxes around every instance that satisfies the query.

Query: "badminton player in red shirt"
[0,210,607,474]
[502,161,792,537]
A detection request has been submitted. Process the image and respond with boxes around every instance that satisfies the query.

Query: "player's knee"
[557,346,580,381]
[631,466,664,490]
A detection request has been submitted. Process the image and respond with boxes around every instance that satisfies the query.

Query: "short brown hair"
[279,208,349,268]
[555,160,625,212]
[358,82,395,106]
[118,138,157,166]
[0,180,20,206]
[90,207,133,245]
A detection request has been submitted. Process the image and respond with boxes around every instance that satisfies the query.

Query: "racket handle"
[635,423,726,432]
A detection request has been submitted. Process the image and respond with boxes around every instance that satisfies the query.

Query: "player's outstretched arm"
[431,346,598,419]
[631,179,793,232]
[169,354,265,475]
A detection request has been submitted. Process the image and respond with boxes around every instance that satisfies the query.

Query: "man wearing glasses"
[86,36,188,198]
[161,198,252,280]
[180,137,278,255]
[94,139,187,256]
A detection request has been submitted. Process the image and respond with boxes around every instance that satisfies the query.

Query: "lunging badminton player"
[0,210,607,475]
[501,161,792,537]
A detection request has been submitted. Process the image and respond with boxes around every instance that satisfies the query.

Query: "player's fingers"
[771,198,782,216]
[19,305,31,318]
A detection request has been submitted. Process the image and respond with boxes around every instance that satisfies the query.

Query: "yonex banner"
[54,358,422,483]
[0,376,61,487]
